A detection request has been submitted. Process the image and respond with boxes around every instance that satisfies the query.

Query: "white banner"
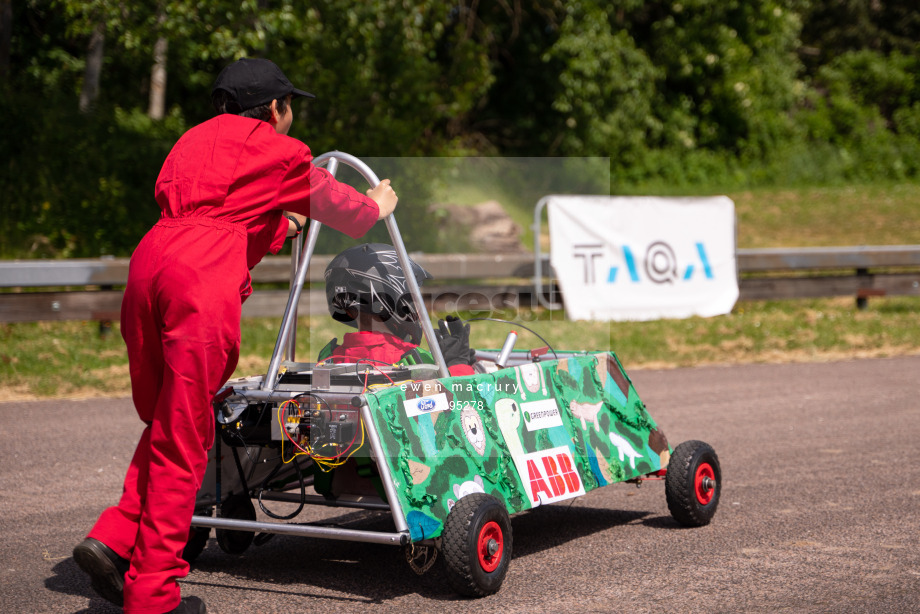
[547,196,738,321]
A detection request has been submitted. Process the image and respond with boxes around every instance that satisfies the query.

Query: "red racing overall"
[328,330,475,376]
[86,114,378,613]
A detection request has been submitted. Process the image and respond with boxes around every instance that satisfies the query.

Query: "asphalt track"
[2,355,918,614]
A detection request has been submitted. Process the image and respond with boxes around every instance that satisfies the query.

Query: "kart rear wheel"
[441,493,512,597]
[183,525,211,563]
[665,440,721,527]
[216,493,256,554]
[182,506,213,563]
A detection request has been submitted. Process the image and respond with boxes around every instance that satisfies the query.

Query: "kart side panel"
[364,352,671,541]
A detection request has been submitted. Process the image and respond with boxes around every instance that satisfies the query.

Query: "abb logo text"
[522,446,586,506]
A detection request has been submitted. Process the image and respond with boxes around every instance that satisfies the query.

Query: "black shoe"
[72,538,130,607]
[165,596,207,614]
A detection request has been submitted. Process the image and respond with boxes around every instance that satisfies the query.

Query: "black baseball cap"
[212,58,314,111]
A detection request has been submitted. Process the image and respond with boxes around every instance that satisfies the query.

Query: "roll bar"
[261,152,450,391]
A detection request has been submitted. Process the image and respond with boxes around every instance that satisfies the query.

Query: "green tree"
[467,0,805,183]
[798,0,920,72]
[5,0,920,258]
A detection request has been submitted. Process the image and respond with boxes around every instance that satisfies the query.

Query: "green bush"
[0,87,183,258]
[0,85,443,259]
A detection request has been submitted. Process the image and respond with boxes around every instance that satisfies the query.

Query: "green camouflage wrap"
[363,352,672,542]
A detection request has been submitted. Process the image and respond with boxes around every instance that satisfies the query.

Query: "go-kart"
[188,153,722,597]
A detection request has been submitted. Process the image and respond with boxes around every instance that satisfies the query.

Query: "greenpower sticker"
[522,399,563,431]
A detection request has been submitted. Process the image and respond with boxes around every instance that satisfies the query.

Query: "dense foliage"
[2,0,919,257]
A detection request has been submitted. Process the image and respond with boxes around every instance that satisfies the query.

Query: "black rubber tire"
[182,525,211,564]
[441,493,512,597]
[665,440,721,527]
[216,493,256,555]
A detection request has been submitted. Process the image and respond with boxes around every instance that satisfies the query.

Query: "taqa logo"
[521,446,586,506]
[573,241,715,286]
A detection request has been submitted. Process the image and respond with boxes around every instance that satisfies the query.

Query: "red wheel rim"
[477,521,504,572]
[694,462,716,505]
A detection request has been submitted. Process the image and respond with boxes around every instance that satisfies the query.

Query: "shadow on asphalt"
[45,557,123,613]
[639,514,693,530]
[175,504,655,603]
[44,504,672,608]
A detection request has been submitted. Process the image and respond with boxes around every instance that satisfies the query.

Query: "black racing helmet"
[324,243,433,343]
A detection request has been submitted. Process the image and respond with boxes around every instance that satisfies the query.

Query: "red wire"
[304,362,371,461]
[356,359,396,384]
[319,353,399,385]
[313,408,363,460]
[325,353,393,366]
[285,356,391,463]
[297,389,364,462]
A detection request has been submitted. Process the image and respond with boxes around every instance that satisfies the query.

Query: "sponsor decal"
[521,446,585,506]
[403,393,449,418]
[575,241,715,286]
[521,399,563,431]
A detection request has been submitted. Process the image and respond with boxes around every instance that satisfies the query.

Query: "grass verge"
[2,296,918,401]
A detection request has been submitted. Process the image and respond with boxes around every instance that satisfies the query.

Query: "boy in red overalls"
[73,58,397,614]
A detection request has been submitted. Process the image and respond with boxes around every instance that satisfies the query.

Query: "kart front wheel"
[441,493,512,597]
[665,440,721,527]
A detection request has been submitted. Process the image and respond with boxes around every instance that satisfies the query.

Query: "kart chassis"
[188,153,722,595]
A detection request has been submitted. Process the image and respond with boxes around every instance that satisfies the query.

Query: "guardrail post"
[855,267,886,310]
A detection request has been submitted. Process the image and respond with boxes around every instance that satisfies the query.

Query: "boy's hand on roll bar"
[367,178,398,219]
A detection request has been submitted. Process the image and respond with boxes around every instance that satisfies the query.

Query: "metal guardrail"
[0,253,546,322]
[736,245,920,270]
[735,246,920,306]
[1,247,919,322]
[0,253,538,287]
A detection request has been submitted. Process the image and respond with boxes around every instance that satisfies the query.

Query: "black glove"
[436,316,476,367]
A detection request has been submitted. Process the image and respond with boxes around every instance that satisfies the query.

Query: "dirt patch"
[439,200,527,253]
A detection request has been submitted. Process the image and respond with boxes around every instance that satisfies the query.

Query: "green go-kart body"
[364,351,669,542]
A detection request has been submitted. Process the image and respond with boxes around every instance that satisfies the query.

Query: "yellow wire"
[278,399,310,464]
[273,363,382,472]
[310,418,367,471]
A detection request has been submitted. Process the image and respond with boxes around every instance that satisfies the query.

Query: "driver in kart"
[320,243,475,375]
